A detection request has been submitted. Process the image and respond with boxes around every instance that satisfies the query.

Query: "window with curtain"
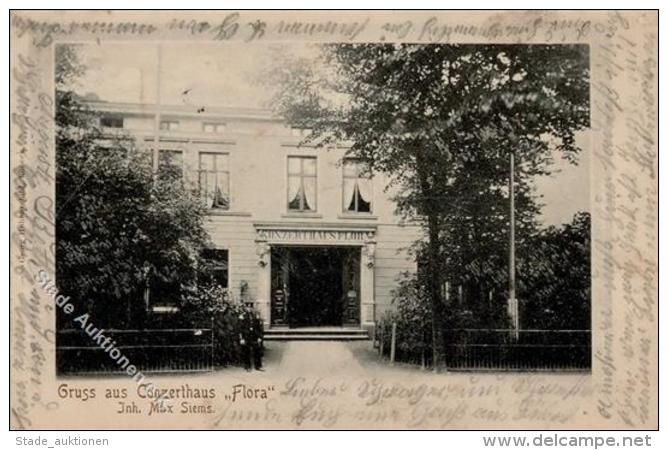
[287,156,317,212]
[203,122,226,133]
[157,149,183,180]
[198,152,230,210]
[159,120,179,131]
[343,159,372,213]
[290,127,312,137]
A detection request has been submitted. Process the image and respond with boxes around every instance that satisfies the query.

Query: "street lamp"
[508,151,519,341]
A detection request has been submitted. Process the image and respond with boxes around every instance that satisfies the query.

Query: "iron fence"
[444,328,591,371]
[56,324,214,375]
[376,322,591,371]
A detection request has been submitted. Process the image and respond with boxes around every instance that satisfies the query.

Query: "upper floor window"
[287,156,317,212]
[100,115,124,128]
[343,159,372,213]
[290,127,312,138]
[160,120,179,131]
[199,152,230,210]
[203,122,226,133]
[157,149,183,179]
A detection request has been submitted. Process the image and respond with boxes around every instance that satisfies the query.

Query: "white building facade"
[89,101,421,331]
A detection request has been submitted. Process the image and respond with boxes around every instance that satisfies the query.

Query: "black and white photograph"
[9,9,658,433]
[53,41,592,376]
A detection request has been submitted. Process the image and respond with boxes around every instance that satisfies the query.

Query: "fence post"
[390,322,397,366]
[378,326,383,356]
[420,320,426,370]
[421,341,426,370]
[372,321,378,349]
[209,317,215,372]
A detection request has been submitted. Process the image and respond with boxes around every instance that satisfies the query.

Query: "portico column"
[255,241,271,326]
[360,241,376,327]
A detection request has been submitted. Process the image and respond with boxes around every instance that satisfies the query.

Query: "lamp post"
[508,151,519,341]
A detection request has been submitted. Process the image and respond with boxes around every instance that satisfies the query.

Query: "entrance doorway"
[270,246,360,328]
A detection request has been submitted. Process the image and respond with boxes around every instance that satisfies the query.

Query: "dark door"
[287,247,344,327]
[270,246,361,328]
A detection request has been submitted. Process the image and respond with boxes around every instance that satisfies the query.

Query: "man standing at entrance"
[239,305,263,371]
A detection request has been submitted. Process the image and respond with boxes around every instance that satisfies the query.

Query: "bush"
[377,273,432,365]
[519,212,591,330]
[181,284,263,367]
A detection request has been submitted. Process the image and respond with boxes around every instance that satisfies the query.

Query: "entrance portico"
[254,223,376,330]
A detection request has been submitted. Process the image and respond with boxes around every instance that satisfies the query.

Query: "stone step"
[265,327,367,334]
[263,328,369,341]
[263,333,369,341]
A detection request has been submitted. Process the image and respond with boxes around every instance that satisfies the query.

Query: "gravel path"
[275,341,366,375]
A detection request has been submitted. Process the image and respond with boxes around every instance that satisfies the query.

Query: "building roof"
[83,100,278,122]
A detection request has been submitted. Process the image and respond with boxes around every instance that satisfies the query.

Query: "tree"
[519,212,591,330]
[266,44,590,368]
[55,45,212,327]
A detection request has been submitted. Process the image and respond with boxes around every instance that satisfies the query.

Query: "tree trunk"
[427,212,447,371]
[416,148,447,371]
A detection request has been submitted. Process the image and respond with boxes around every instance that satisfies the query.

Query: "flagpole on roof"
[144,44,163,312]
[508,150,519,341]
[152,44,163,175]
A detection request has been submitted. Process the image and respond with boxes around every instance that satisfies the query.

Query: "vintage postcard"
[9,10,658,430]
